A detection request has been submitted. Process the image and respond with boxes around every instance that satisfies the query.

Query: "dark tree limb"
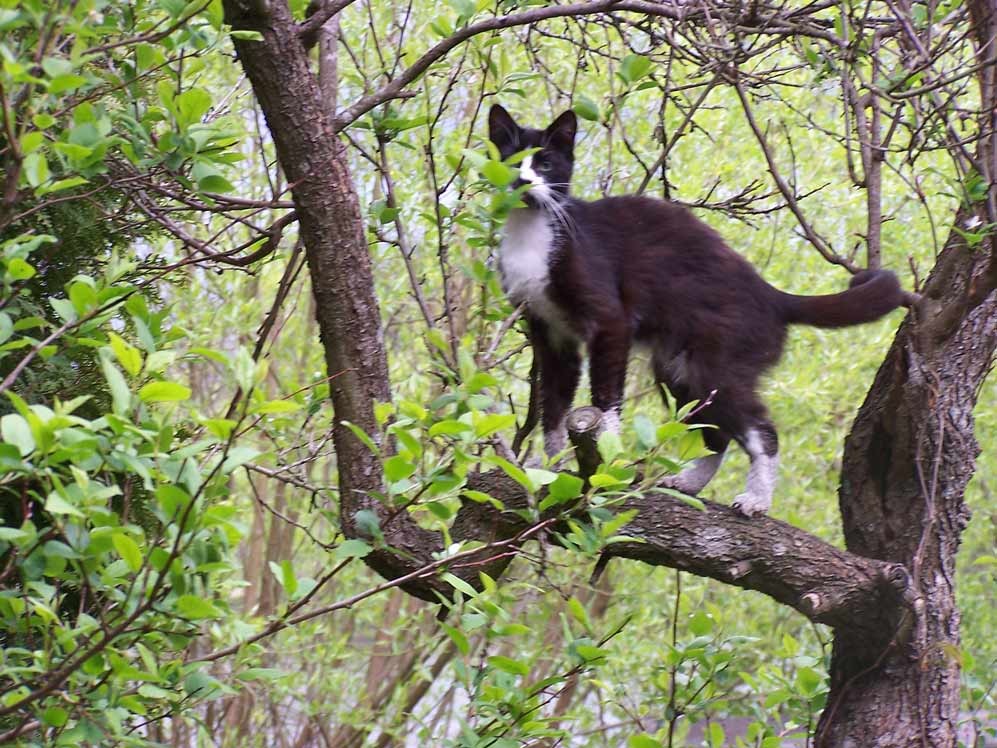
[222,0,458,603]
[453,446,911,634]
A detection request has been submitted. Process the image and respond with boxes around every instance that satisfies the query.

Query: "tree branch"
[450,406,911,633]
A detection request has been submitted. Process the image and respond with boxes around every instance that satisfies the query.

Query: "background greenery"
[0,0,993,745]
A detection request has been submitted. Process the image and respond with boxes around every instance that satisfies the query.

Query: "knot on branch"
[799,589,849,618]
[566,405,605,480]
[726,560,755,580]
[881,562,911,594]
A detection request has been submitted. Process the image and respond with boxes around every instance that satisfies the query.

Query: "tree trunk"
[816,225,997,747]
[221,0,458,601]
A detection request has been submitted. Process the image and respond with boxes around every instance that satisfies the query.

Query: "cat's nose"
[512,176,529,191]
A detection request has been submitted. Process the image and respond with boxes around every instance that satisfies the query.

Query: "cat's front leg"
[588,321,631,435]
[533,319,581,458]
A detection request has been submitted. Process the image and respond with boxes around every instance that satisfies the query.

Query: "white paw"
[732,491,771,517]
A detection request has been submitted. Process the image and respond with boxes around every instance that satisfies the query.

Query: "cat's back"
[571,194,755,279]
[569,194,777,324]
[580,195,725,252]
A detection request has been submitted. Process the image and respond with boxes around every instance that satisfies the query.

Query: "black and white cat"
[488,104,906,516]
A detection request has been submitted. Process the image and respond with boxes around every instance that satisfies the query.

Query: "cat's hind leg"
[692,381,779,516]
[731,420,779,517]
[533,319,582,458]
[653,361,730,496]
[664,428,730,495]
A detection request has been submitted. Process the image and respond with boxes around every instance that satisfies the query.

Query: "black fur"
[488,105,905,513]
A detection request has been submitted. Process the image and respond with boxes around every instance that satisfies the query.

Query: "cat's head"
[488,104,577,207]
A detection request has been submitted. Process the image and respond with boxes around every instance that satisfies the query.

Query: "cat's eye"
[536,161,552,172]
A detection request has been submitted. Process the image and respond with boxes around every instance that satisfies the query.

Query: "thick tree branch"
[452,408,911,634]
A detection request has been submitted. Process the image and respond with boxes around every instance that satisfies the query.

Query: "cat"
[488,103,907,516]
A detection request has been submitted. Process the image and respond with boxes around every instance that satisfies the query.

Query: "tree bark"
[812,222,997,746]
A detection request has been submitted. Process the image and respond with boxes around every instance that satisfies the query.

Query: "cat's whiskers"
[534,191,578,240]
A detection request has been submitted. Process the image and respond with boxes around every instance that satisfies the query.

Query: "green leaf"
[574,644,608,662]
[112,532,143,572]
[572,95,601,122]
[175,594,222,619]
[428,419,472,437]
[619,54,652,83]
[23,151,49,187]
[221,445,260,474]
[567,596,591,630]
[236,667,285,681]
[628,736,664,748]
[174,88,212,128]
[440,623,470,656]
[251,399,301,415]
[49,297,76,323]
[197,174,235,193]
[589,472,628,489]
[633,413,657,450]
[465,371,497,393]
[548,473,584,501]
[333,538,372,561]
[48,74,87,94]
[269,560,298,597]
[99,353,131,415]
[109,332,142,376]
[708,723,725,748]
[20,131,43,153]
[383,454,416,482]
[488,455,534,492]
[488,655,529,676]
[42,706,68,727]
[1,414,34,456]
[341,420,381,457]
[481,160,515,187]
[655,486,706,511]
[45,492,84,518]
[796,666,824,696]
[354,509,383,542]
[441,572,478,598]
[230,29,264,40]
[37,176,89,194]
[6,257,36,280]
[689,610,713,636]
[139,381,191,402]
[597,430,622,462]
[474,413,515,438]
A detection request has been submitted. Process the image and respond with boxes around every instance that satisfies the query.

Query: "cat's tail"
[776,269,909,328]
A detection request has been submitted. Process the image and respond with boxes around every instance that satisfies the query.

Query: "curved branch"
[332,0,667,131]
[452,407,911,632]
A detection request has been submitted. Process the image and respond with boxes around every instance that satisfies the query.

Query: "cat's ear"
[544,110,577,152]
[488,104,519,151]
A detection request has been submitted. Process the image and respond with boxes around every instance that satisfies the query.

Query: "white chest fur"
[499,209,569,335]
